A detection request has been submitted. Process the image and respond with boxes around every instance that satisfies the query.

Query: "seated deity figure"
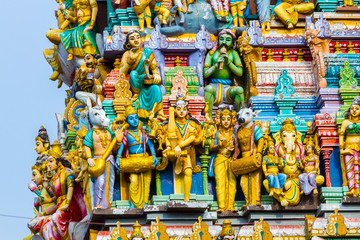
[209,108,237,212]
[116,106,159,208]
[162,94,202,201]
[46,0,99,60]
[273,0,314,29]
[119,30,165,120]
[339,96,360,197]
[204,29,245,118]
[34,126,50,167]
[299,140,323,195]
[262,140,286,197]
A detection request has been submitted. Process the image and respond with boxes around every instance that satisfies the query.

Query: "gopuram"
[25,0,360,239]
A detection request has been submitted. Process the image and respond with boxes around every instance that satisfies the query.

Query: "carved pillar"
[321,148,332,187]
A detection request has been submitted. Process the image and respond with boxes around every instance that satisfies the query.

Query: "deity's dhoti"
[210,79,234,106]
[92,155,115,209]
[344,150,360,192]
[214,154,236,211]
[127,153,153,208]
[299,173,317,195]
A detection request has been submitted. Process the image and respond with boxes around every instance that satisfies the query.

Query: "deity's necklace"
[176,120,190,138]
[94,129,108,148]
[128,129,141,142]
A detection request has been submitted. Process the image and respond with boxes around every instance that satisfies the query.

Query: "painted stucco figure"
[119,30,165,120]
[209,108,237,212]
[262,140,287,197]
[232,108,264,207]
[116,106,159,208]
[299,140,324,195]
[339,97,360,197]
[204,29,244,118]
[46,0,99,60]
[162,94,202,201]
[230,0,247,27]
[133,0,154,31]
[273,0,314,29]
[271,118,304,206]
[34,126,50,167]
[256,0,271,31]
[84,106,123,209]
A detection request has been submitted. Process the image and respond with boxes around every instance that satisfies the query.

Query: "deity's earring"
[126,43,131,49]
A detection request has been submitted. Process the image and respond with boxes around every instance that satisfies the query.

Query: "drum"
[230,156,261,175]
[119,154,154,173]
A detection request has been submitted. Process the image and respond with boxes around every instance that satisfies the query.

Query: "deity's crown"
[125,105,137,118]
[76,126,88,138]
[48,140,62,158]
[35,125,50,143]
[352,96,360,106]
[220,220,235,237]
[306,138,315,147]
[220,109,232,116]
[267,139,275,146]
[130,221,144,239]
[280,118,296,133]
[83,40,94,55]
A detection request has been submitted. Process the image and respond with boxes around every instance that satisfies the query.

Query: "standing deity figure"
[230,0,247,27]
[162,95,202,201]
[256,0,271,31]
[119,31,165,120]
[272,118,304,206]
[232,108,264,207]
[34,126,50,167]
[133,0,154,31]
[339,97,360,197]
[209,108,237,212]
[262,140,286,197]
[84,106,123,209]
[299,140,323,195]
[28,145,87,240]
[273,0,314,29]
[116,106,159,208]
[46,0,99,60]
[204,29,244,118]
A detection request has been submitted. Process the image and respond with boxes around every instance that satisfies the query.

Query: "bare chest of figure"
[93,129,111,155]
[218,130,234,156]
[238,127,251,152]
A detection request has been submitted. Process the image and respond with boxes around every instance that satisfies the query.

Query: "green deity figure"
[204,29,245,117]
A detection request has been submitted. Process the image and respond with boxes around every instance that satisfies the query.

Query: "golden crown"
[48,140,62,158]
[280,118,296,133]
[125,105,137,118]
[83,40,95,55]
[220,109,232,116]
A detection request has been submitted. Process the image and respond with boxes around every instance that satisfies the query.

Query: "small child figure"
[262,140,287,196]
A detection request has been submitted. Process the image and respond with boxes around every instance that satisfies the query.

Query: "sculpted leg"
[228,167,237,210]
[240,174,249,206]
[252,168,262,205]
[214,162,226,211]
[295,2,314,14]
[129,173,140,207]
[204,85,216,117]
[46,29,62,45]
[229,86,245,111]
[145,6,154,29]
[184,167,192,201]
[230,5,238,27]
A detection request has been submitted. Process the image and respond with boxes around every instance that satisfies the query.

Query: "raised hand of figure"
[41,195,52,204]
[153,155,159,167]
[88,158,95,167]
[174,145,181,158]
[216,57,224,68]
[115,130,124,143]
[255,153,262,165]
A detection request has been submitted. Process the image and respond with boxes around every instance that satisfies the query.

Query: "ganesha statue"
[268,118,304,206]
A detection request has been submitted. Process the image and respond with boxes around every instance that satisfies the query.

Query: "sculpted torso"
[92,129,112,156]
[237,127,252,156]
[277,144,301,174]
[207,50,239,79]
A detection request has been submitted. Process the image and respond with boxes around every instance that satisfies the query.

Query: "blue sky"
[0,0,69,238]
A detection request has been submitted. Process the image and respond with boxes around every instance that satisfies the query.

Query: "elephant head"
[274,118,302,154]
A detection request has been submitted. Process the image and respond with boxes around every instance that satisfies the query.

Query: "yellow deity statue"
[162,94,202,201]
[210,108,237,212]
[273,0,314,29]
[133,0,154,31]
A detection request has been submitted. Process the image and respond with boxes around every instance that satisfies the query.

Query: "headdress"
[220,109,232,117]
[125,105,137,118]
[352,96,360,106]
[220,220,235,237]
[130,221,144,239]
[35,126,50,144]
[218,29,236,40]
[83,40,96,55]
[174,92,188,107]
[280,118,296,133]
[48,140,62,158]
